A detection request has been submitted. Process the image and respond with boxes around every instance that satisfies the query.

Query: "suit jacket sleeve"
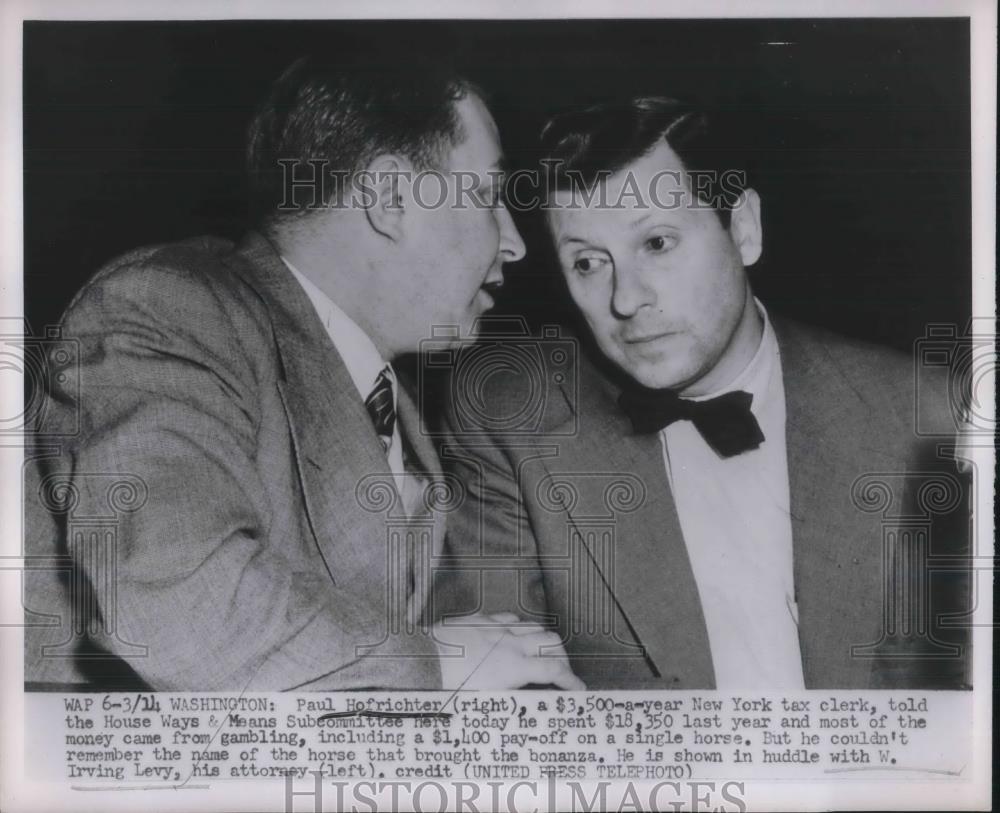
[34,256,440,691]
[436,408,550,628]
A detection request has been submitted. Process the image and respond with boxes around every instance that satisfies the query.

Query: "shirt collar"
[281,257,394,401]
[693,298,780,409]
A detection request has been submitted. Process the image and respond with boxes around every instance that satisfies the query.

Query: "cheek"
[684,249,742,328]
[577,291,630,357]
[480,215,502,260]
[567,279,609,329]
[684,274,721,328]
[454,219,498,278]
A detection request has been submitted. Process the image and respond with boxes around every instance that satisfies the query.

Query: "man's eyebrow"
[628,212,653,229]
[556,236,587,248]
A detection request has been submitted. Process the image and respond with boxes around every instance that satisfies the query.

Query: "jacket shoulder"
[774,317,957,440]
[64,235,276,350]
[776,317,911,375]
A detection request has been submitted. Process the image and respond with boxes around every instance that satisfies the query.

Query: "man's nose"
[611,263,656,318]
[497,206,526,263]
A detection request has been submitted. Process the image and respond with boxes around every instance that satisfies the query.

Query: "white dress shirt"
[659,302,805,689]
[282,258,406,484]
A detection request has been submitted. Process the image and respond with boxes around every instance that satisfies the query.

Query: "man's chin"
[613,351,691,392]
[439,324,483,349]
[465,308,507,342]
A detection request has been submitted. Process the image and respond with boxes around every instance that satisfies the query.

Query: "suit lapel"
[540,360,715,687]
[227,233,416,604]
[776,320,892,688]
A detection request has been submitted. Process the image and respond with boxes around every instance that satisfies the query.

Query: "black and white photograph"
[1,2,993,812]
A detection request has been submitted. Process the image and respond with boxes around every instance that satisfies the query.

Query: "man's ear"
[360,154,407,240]
[728,188,763,267]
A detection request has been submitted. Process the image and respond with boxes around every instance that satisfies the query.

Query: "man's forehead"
[446,94,503,173]
[549,141,692,215]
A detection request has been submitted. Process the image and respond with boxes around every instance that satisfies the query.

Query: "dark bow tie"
[618,386,765,458]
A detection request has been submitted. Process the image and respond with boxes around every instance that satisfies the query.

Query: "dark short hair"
[247,51,477,231]
[538,96,747,226]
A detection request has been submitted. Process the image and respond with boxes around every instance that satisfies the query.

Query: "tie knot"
[365,367,396,450]
[618,386,764,458]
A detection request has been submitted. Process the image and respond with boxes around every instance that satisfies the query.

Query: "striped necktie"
[364,366,395,454]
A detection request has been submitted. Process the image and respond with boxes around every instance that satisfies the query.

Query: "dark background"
[24,19,971,351]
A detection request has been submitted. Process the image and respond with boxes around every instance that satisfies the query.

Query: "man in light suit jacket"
[23,53,583,692]
[440,97,970,690]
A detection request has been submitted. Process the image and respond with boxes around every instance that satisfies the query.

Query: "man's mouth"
[624,331,676,345]
[478,279,503,308]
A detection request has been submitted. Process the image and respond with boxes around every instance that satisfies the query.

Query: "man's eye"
[572,256,609,275]
[646,235,676,252]
[477,188,501,208]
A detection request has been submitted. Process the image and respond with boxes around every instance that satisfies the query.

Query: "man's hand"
[433,612,585,690]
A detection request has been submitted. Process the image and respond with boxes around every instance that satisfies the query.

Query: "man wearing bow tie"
[23,52,585,693]
[440,97,969,690]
